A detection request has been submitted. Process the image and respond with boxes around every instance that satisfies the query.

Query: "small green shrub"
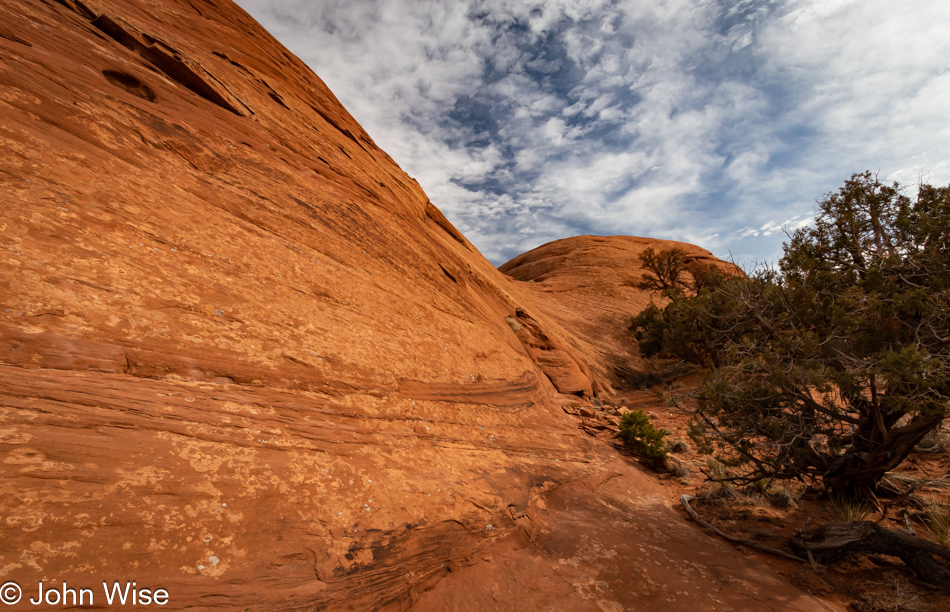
[616,410,667,468]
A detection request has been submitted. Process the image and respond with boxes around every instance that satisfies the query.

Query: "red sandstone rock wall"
[0,0,602,607]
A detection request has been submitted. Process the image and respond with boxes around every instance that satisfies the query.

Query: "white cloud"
[236,0,950,267]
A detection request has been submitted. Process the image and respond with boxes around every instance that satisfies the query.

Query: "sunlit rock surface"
[500,235,736,389]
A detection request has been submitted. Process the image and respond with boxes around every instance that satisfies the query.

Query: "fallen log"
[789,521,950,587]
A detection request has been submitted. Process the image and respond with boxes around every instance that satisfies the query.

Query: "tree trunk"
[823,414,944,494]
[789,521,950,586]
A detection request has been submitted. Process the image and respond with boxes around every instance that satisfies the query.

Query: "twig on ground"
[679,494,807,563]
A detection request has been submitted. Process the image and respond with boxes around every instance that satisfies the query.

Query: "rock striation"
[0,0,837,609]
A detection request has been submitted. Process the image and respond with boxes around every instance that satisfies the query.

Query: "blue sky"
[235,0,950,268]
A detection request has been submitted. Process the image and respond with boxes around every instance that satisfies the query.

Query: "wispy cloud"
[236,0,950,267]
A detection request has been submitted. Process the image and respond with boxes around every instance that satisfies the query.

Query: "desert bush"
[616,409,667,468]
[635,246,688,294]
[685,259,726,294]
[636,247,727,296]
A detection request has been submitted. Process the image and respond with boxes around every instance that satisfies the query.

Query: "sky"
[235,0,950,269]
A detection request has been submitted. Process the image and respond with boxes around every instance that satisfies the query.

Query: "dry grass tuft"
[829,495,874,522]
[665,456,690,477]
[921,499,950,548]
[706,457,728,480]
[914,424,947,454]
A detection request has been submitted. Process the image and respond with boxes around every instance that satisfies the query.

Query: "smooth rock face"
[500,235,734,389]
[0,1,835,609]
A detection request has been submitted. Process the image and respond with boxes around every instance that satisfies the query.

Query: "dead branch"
[679,494,807,562]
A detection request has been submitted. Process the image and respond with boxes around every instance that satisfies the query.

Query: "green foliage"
[616,410,668,468]
[687,419,714,455]
[631,172,950,494]
[686,259,727,294]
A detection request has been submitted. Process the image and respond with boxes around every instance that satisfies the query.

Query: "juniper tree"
[632,172,950,495]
